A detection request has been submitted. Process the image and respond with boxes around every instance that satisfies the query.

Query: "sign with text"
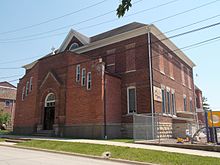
[208,111,220,127]
[153,86,162,102]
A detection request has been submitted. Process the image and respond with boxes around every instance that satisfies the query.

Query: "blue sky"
[0,0,219,109]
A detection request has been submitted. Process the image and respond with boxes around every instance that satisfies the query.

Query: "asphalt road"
[0,146,130,165]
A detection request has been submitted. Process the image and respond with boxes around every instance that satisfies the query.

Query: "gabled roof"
[23,22,196,70]
[58,29,90,53]
[0,81,16,100]
[90,22,146,42]
[0,81,16,89]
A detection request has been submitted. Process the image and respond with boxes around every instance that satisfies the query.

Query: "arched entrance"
[43,93,55,130]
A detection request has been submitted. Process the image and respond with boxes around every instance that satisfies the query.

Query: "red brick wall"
[14,62,39,127]
[151,33,195,119]
[195,89,203,109]
[105,74,121,123]
[15,52,106,130]
[65,53,105,125]
[83,34,151,123]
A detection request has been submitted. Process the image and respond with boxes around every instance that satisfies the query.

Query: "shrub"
[0,109,11,130]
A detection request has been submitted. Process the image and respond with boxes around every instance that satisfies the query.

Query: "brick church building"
[14,22,197,139]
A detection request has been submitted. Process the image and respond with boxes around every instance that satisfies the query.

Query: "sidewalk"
[1,135,220,158]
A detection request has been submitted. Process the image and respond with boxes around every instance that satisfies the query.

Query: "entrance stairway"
[33,130,54,137]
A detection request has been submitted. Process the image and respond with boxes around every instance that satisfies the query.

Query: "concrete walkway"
[1,135,220,158]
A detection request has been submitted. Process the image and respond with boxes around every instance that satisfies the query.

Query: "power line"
[0,1,219,66]
[0,0,176,42]
[0,32,67,43]
[2,32,220,72]
[3,32,220,85]
[0,74,23,80]
[152,0,220,24]
[1,18,220,67]
[163,14,220,35]
[0,0,109,36]
[1,0,217,43]
[152,21,220,45]
[5,36,220,84]
[79,0,220,31]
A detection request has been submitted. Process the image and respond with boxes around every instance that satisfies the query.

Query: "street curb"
[0,143,157,165]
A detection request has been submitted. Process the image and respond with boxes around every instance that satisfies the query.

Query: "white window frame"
[76,65,80,82]
[81,68,86,86]
[181,64,185,86]
[29,77,33,92]
[69,43,79,50]
[190,97,193,112]
[22,86,25,101]
[45,93,56,107]
[187,69,191,89]
[183,95,187,112]
[166,88,171,114]
[161,86,166,114]
[87,72,91,90]
[25,81,29,96]
[127,86,137,114]
[171,90,176,115]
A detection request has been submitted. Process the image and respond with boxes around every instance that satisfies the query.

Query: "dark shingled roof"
[90,22,147,42]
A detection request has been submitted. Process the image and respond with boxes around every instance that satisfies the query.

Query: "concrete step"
[33,130,53,137]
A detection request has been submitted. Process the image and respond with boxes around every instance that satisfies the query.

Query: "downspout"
[103,64,107,139]
[147,26,155,139]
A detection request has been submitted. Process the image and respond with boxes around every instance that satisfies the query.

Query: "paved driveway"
[0,146,130,165]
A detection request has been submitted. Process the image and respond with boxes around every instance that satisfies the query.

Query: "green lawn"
[0,138,5,142]
[108,139,134,143]
[17,140,220,165]
[0,130,11,135]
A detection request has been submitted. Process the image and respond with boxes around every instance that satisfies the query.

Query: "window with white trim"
[69,43,79,50]
[167,90,171,114]
[181,64,185,85]
[169,54,174,79]
[184,95,187,112]
[45,93,55,107]
[127,87,136,114]
[87,72,91,90]
[159,45,164,73]
[81,68,86,86]
[188,69,192,89]
[190,98,193,112]
[171,91,176,115]
[29,77,33,92]
[25,81,29,96]
[162,88,166,113]
[22,86,25,101]
[76,65,80,82]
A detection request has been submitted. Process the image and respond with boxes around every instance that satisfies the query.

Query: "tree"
[116,0,132,18]
[0,109,11,130]
[202,97,211,111]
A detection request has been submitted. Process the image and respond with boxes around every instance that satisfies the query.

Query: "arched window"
[45,93,55,107]
[69,43,79,50]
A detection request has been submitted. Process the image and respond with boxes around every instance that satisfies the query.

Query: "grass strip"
[17,140,220,165]
[108,139,134,143]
